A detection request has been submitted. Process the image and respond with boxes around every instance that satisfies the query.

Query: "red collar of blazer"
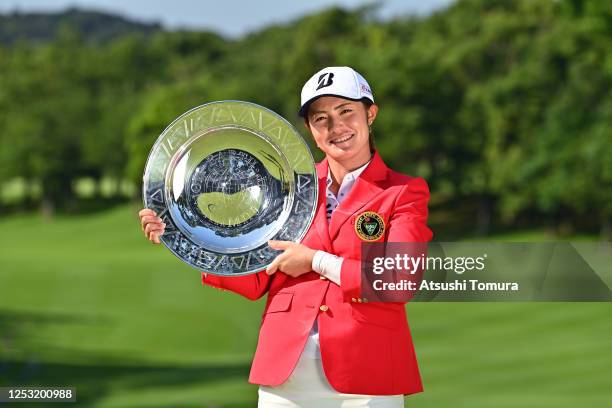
[314,150,389,245]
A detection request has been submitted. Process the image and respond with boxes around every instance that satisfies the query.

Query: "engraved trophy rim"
[142,100,318,276]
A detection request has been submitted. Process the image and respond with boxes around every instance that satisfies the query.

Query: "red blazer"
[202,150,433,395]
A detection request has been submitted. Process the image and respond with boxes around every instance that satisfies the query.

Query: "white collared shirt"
[312,159,370,284]
[305,159,371,359]
[324,160,370,221]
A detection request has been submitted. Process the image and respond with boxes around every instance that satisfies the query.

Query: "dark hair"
[361,99,375,152]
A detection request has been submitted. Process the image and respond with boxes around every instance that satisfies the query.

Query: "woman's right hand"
[138,208,166,244]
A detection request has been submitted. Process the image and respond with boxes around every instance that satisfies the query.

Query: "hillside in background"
[0,8,162,44]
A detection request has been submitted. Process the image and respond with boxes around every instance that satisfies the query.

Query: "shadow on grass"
[0,310,252,407]
[1,358,251,407]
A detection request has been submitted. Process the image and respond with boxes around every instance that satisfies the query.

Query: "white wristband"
[312,250,343,285]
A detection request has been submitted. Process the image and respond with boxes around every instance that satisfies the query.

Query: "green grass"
[0,205,611,407]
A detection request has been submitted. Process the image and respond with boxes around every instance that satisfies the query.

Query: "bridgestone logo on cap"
[299,66,374,117]
[316,72,334,90]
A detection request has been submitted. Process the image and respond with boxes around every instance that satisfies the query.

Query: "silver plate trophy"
[143,101,318,276]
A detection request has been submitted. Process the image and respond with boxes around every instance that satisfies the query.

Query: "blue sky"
[0,0,454,37]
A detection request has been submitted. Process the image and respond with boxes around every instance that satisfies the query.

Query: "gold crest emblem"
[355,211,385,241]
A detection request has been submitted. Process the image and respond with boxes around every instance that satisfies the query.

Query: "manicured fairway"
[0,206,610,407]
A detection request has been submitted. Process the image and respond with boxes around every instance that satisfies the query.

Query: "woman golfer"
[139,66,433,407]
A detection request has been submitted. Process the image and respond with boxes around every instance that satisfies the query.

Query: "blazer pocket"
[351,303,402,330]
[265,292,293,313]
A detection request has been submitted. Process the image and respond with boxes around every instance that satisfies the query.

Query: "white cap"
[299,66,374,117]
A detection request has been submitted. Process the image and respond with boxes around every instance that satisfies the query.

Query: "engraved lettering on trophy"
[160,130,182,157]
[226,107,237,124]
[160,142,172,158]
[237,107,258,128]
[189,244,200,260]
[196,249,215,268]
[245,252,254,268]
[293,200,304,214]
[173,235,186,251]
[183,118,194,137]
[182,242,194,258]
[297,174,310,191]
[291,154,306,168]
[214,255,229,270]
[256,112,281,134]
[194,108,214,128]
[150,189,165,205]
[162,230,178,245]
[279,138,300,149]
[259,118,284,139]
[168,231,181,249]
[165,130,181,153]
[159,214,177,233]
[212,106,234,124]
[148,203,165,217]
[185,242,197,257]
[231,256,246,269]
[276,228,293,241]
[246,249,265,268]
[268,126,283,141]
[209,106,220,124]
[293,198,310,214]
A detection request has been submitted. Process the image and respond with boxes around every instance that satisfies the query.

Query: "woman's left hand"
[266,240,317,277]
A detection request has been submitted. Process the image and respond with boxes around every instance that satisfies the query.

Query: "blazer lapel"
[328,151,388,241]
[313,158,333,252]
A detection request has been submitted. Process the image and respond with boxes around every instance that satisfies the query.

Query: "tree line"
[0,0,610,238]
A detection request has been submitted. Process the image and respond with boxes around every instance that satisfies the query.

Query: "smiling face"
[305,96,378,168]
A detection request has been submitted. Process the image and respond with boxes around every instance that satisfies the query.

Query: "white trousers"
[257,336,404,408]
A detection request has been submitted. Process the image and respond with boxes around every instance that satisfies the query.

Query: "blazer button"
[351,298,357,303]
[362,298,368,303]
[357,298,363,303]
[319,305,329,312]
